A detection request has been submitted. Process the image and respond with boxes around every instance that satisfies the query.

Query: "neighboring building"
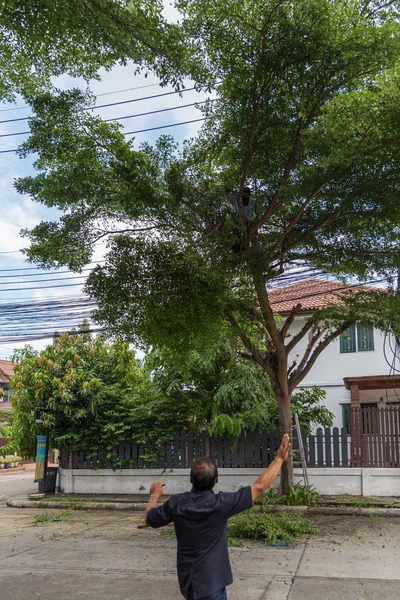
[269,279,398,431]
[0,359,14,410]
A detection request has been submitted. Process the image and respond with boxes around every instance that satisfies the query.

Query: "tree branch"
[270,183,326,255]
[280,303,302,341]
[288,324,349,391]
[294,324,325,375]
[364,136,400,156]
[285,318,316,354]
[226,314,267,370]
[251,86,333,233]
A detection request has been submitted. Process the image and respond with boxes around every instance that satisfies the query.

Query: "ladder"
[293,413,309,487]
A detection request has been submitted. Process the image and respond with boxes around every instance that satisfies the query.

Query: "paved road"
[0,468,37,504]
[0,483,400,599]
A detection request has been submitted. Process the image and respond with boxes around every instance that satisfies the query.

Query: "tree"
[12,1,400,491]
[0,0,185,103]
[9,325,149,458]
[146,341,334,437]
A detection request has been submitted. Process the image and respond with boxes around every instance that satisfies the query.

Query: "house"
[0,359,14,410]
[268,279,398,431]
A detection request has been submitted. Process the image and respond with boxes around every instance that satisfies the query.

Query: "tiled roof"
[268,279,381,313]
[0,360,14,383]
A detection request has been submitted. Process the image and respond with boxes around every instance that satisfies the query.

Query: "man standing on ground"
[145,434,291,600]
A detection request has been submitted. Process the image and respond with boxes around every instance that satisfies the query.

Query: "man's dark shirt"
[147,486,252,600]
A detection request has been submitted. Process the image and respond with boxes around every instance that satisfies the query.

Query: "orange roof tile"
[0,360,14,383]
[268,279,382,313]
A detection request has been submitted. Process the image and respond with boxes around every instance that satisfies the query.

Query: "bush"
[2,455,22,463]
[253,487,278,505]
[282,483,319,506]
[228,510,318,544]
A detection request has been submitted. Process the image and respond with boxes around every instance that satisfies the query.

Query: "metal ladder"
[293,413,309,487]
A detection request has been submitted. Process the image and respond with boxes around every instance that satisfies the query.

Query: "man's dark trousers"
[188,587,227,600]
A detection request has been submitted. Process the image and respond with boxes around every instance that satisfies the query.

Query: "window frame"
[340,325,374,354]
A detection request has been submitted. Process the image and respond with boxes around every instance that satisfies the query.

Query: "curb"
[7,497,400,517]
[0,467,25,475]
[7,498,148,511]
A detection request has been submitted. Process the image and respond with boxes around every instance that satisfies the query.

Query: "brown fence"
[59,426,351,470]
[351,406,400,467]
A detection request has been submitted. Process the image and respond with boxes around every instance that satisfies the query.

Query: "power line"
[0,84,203,125]
[0,261,104,273]
[0,282,84,292]
[0,275,87,286]
[123,118,205,137]
[0,265,104,279]
[0,117,206,153]
[0,82,163,114]
[0,100,208,138]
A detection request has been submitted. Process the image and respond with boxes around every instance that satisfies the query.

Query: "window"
[340,325,356,353]
[342,403,351,433]
[357,326,374,352]
[340,325,374,353]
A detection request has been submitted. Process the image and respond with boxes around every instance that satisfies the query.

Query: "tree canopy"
[8,322,333,460]
[8,0,400,489]
[0,0,186,102]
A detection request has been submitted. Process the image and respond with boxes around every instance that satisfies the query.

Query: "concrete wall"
[58,467,400,497]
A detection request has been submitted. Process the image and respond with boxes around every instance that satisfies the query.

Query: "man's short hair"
[190,457,218,491]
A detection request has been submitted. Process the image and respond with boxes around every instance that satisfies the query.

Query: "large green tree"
[0,0,185,102]
[11,0,400,491]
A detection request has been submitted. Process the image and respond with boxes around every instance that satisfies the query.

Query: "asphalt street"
[1,471,400,599]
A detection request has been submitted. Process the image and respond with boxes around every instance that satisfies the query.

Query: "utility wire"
[0,266,102,278]
[0,82,163,113]
[0,261,104,274]
[0,84,203,125]
[0,117,206,154]
[0,275,87,286]
[0,282,84,292]
[0,100,209,138]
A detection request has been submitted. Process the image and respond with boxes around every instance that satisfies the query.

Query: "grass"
[228,509,319,544]
[254,484,319,507]
[160,509,318,546]
[31,509,74,526]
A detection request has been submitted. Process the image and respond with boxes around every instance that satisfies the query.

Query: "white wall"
[288,317,388,428]
[58,467,400,497]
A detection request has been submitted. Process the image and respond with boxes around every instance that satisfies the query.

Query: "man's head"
[190,457,218,491]
[241,187,251,206]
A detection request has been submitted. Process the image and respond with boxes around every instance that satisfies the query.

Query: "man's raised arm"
[251,434,291,501]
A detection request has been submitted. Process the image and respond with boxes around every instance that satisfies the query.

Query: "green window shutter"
[357,325,374,352]
[342,404,351,434]
[340,325,356,353]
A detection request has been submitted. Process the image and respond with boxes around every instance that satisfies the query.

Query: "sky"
[0,4,212,360]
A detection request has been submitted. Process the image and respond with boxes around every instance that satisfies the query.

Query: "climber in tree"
[226,187,254,223]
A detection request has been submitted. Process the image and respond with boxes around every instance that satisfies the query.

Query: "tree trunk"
[277,390,293,495]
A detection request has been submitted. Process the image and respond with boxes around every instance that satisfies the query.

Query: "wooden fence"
[351,406,400,468]
[59,426,351,470]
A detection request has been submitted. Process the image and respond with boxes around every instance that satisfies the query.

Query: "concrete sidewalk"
[0,502,400,599]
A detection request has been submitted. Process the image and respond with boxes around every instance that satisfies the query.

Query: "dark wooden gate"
[351,406,400,467]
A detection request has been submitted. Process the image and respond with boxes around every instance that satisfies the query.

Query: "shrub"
[283,483,319,506]
[228,510,318,543]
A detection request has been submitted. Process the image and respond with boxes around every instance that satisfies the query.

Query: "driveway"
[0,468,37,505]
[0,491,399,599]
